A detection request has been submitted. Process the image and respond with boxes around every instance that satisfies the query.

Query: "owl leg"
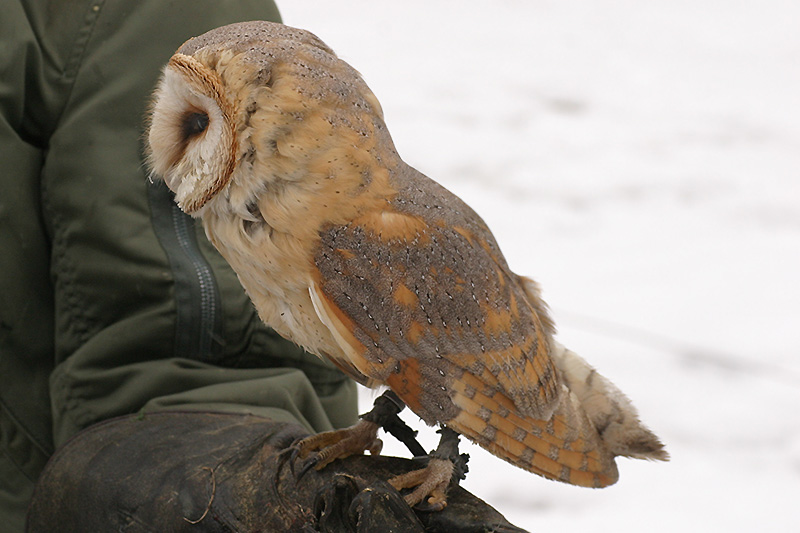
[293,390,425,475]
[388,427,469,511]
[360,390,426,457]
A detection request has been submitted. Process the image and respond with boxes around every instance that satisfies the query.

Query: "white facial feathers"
[147,53,238,214]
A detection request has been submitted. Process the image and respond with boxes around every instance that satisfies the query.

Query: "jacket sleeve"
[0,2,358,531]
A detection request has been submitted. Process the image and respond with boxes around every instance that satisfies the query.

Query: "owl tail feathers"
[549,341,669,462]
[448,372,621,488]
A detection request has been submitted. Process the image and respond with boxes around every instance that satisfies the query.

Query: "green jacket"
[0,2,357,530]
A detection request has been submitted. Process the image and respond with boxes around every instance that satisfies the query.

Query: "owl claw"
[297,454,320,481]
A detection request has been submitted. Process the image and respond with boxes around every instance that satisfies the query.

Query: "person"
[2,2,526,531]
[0,2,357,530]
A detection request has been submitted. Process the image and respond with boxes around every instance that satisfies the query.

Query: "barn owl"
[146,21,667,509]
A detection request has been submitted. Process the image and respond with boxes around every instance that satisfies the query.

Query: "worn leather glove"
[26,411,527,532]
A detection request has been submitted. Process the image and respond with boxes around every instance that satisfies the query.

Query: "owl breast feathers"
[147,20,667,489]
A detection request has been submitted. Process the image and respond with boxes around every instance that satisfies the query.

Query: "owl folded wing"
[309,199,563,423]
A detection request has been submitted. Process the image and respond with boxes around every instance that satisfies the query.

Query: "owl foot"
[388,427,469,511]
[292,419,383,477]
[389,457,453,511]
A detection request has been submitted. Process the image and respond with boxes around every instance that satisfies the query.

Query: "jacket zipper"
[170,205,219,359]
[148,179,221,361]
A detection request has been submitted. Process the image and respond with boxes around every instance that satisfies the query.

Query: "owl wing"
[310,167,619,487]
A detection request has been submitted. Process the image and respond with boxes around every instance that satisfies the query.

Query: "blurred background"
[278,2,800,530]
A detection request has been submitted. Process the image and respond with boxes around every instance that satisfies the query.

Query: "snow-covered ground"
[278,2,800,531]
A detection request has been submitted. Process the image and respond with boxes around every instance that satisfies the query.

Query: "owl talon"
[297,455,320,481]
[412,486,448,512]
[284,439,309,477]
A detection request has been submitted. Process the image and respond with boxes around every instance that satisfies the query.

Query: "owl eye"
[181,111,210,140]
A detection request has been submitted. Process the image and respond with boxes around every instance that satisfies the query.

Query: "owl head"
[146,21,389,216]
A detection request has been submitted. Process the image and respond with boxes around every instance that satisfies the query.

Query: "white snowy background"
[279,2,800,531]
